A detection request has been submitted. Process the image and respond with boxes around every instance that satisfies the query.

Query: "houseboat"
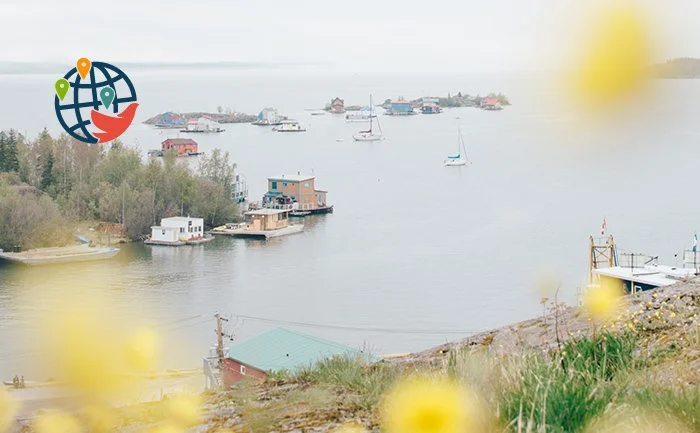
[180,117,224,133]
[385,100,416,116]
[421,104,442,114]
[148,138,203,157]
[210,209,303,239]
[345,108,376,122]
[329,97,346,114]
[481,97,503,111]
[145,217,213,246]
[154,112,186,129]
[261,174,333,215]
[273,120,306,132]
[252,108,283,126]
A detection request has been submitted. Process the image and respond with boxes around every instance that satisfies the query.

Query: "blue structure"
[386,100,415,116]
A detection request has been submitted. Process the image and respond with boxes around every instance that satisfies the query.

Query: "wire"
[234,314,486,335]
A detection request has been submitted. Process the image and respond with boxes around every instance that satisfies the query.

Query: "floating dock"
[144,236,214,246]
[0,244,119,265]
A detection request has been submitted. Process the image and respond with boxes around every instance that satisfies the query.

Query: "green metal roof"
[227,327,370,372]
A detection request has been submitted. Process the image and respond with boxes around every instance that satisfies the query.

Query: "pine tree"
[40,152,56,192]
[4,130,20,174]
[0,132,6,172]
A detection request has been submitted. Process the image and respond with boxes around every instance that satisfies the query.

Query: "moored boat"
[353,95,384,142]
[444,128,469,167]
[273,120,306,132]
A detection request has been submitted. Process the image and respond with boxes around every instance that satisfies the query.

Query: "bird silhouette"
[91,103,139,143]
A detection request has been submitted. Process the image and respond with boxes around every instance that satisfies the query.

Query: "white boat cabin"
[151,217,204,243]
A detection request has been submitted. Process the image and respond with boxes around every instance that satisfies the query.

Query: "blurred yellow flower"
[123,328,159,373]
[574,6,652,107]
[334,423,366,433]
[382,377,473,433]
[166,393,202,427]
[80,405,117,433]
[0,389,19,433]
[34,411,82,433]
[583,282,624,321]
[147,423,185,433]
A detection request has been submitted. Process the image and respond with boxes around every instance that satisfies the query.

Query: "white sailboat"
[444,129,468,166]
[353,95,384,142]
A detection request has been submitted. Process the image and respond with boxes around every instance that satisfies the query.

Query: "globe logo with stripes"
[54,59,138,144]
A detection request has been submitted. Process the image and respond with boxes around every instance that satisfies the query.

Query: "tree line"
[0,129,239,251]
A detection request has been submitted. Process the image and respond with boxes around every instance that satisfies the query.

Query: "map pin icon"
[77,58,91,79]
[100,87,115,109]
[55,78,70,100]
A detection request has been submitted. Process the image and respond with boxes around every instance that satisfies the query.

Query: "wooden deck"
[210,224,304,239]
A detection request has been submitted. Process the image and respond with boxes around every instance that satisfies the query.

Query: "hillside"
[652,58,700,78]
[106,280,699,433]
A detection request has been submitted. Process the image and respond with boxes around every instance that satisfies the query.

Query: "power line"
[234,314,486,335]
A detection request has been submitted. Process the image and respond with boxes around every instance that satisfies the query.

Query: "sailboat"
[444,129,468,166]
[353,95,384,142]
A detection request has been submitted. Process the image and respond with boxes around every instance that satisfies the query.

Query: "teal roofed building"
[222,328,372,385]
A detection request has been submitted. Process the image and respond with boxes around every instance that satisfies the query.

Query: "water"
[1,68,699,379]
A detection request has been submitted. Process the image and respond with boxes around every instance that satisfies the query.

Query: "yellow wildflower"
[123,328,159,373]
[382,377,475,433]
[80,405,117,433]
[584,282,624,321]
[165,393,202,427]
[34,411,82,433]
[334,424,367,433]
[0,389,19,433]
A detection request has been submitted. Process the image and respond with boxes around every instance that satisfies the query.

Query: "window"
[180,228,185,233]
[161,230,166,236]
[304,182,310,188]
[282,182,288,187]
[271,181,277,190]
[240,365,247,375]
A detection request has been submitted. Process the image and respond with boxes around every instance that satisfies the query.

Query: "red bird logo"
[90,103,139,143]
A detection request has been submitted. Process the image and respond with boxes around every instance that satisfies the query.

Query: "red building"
[161,138,200,155]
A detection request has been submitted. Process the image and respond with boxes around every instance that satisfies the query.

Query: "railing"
[618,253,658,270]
[683,250,700,271]
[202,357,221,390]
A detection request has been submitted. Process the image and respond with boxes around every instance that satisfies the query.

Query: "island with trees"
[0,129,240,252]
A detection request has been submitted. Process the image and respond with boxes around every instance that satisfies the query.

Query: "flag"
[693,233,697,253]
[601,218,607,236]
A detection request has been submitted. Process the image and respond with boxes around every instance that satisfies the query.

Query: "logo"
[54,58,138,144]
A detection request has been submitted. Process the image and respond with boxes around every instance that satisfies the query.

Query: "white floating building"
[146,217,211,246]
[184,117,224,133]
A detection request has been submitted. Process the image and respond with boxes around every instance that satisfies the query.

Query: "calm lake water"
[0,68,699,379]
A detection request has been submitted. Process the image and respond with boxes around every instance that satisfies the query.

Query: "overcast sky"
[1,0,698,73]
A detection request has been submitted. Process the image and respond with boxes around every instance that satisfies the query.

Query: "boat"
[252,108,283,126]
[273,120,306,132]
[444,129,469,167]
[421,104,442,114]
[353,95,384,142]
[0,244,119,265]
[179,117,225,133]
[310,112,326,116]
[210,209,304,239]
[145,217,214,246]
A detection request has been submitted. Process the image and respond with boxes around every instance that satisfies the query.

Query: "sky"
[0,0,699,74]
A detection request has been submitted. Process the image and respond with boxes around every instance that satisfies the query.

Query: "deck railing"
[683,250,700,271]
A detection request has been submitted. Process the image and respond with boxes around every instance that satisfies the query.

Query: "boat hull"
[210,224,304,239]
[0,246,120,266]
[444,159,467,166]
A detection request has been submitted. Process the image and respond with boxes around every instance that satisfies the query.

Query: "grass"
[633,388,700,431]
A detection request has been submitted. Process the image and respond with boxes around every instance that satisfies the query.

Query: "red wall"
[223,358,267,386]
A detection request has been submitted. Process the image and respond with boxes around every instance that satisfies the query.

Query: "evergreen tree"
[3,130,20,174]
[0,132,6,172]
[40,152,56,192]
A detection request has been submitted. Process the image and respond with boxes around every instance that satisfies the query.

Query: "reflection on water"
[1,73,699,379]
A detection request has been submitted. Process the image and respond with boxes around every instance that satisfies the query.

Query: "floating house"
[154,138,202,157]
[210,208,303,239]
[252,108,282,126]
[222,328,372,385]
[263,174,333,215]
[330,97,346,114]
[154,112,186,129]
[385,100,415,116]
[182,116,224,133]
[146,217,211,246]
[232,174,248,203]
[421,104,442,114]
[481,97,503,111]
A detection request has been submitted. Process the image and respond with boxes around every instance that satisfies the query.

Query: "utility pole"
[214,314,232,366]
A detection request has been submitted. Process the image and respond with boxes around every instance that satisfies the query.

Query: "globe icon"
[54,61,138,144]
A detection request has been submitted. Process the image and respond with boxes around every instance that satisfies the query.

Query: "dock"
[0,244,119,265]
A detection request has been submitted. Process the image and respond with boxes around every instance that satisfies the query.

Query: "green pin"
[100,87,115,109]
[55,78,69,100]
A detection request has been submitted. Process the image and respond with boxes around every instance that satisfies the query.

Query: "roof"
[162,138,197,146]
[226,327,369,372]
[246,208,290,216]
[482,98,500,105]
[593,265,696,288]
[161,216,203,222]
[269,175,315,182]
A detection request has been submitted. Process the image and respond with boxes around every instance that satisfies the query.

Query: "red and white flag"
[601,217,607,236]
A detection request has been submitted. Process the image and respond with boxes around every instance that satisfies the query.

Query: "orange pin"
[76,58,91,79]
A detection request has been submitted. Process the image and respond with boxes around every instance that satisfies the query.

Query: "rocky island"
[144,110,257,128]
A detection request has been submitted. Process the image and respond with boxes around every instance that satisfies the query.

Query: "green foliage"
[632,387,700,431]
[0,174,72,251]
[295,355,398,411]
[39,152,56,193]
[500,333,637,433]
[0,130,21,174]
